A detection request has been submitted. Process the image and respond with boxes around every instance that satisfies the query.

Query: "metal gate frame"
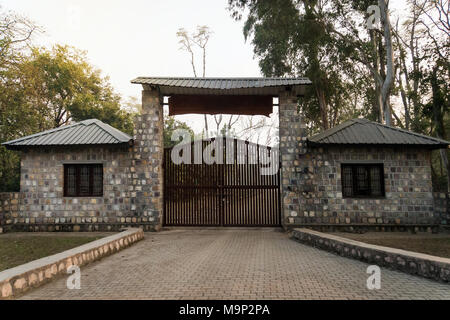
[163,138,281,227]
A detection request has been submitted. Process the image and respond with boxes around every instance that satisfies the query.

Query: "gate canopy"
[131,77,312,116]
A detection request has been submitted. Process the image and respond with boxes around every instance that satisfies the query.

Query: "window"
[341,164,385,198]
[64,164,103,197]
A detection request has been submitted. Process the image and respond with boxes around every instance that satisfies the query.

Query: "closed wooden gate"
[163,138,280,226]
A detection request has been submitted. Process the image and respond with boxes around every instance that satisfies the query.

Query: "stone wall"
[291,228,450,283]
[131,88,164,231]
[2,85,447,232]
[433,192,449,226]
[0,228,144,299]
[284,146,437,228]
[3,88,165,233]
[0,193,21,233]
[13,145,157,232]
[279,91,307,228]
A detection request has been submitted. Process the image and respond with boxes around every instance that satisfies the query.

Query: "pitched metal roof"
[308,118,449,148]
[131,77,312,95]
[2,119,133,149]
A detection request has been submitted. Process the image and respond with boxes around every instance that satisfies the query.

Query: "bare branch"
[176,28,198,77]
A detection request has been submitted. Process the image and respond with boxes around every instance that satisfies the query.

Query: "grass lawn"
[330,232,450,258]
[0,233,109,272]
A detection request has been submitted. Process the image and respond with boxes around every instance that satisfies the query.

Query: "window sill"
[343,196,386,200]
[63,196,104,198]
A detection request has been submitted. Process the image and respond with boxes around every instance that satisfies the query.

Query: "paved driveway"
[22,229,449,300]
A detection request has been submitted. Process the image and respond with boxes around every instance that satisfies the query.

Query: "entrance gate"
[163,138,281,226]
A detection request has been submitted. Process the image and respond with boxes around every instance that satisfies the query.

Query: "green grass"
[0,235,104,272]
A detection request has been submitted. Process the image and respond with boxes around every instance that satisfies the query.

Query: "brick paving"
[21,229,450,300]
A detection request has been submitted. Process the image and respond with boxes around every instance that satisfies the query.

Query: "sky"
[1,0,264,135]
[2,0,261,97]
[1,0,408,140]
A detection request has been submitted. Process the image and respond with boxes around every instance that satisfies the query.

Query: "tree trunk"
[398,72,410,129]
[430,66,449,191]
[379,0,394,126]
[393,28,411,129]
[370,30,384,122]
[203,115,209,138]
[439,149,450,192]
[315,85,329,130]
[431,66,450,192]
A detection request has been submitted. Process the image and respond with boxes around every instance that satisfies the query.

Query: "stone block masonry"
[0,192,21,233]
[1,84,448,232]
[279,90,307,228]
[0,228,144,299]
[1,88,164,233]
[8,145,161,232]
[434,192,450,226]
[131,88,164,231]
[284,146,438,229]
[291,228,450,283]
[13,146,154,231]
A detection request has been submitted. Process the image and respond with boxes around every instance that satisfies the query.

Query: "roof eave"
[1,119,133,148]
[307,141,449,149]
[2,140,134,151]
[130,77,313,96]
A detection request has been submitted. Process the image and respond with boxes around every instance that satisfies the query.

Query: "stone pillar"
[132,87,164,231]
[279,90,307,228]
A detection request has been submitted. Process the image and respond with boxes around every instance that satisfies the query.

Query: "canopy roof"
[131,77,312,116]
[308,118,449,148]
[131,77,312,96]
[2,119,132,150]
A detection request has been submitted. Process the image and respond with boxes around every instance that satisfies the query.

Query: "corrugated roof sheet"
[2,119,132,149]
[308,118,449,148]
[131,77,312,95]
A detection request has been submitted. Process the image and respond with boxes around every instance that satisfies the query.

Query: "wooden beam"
[168,95,274,116]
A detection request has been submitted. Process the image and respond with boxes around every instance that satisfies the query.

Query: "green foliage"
[0,9,42,192]
[230,0,449,190]
[0,148,20,192]
[229,0,369,132]
[432,149,449,192]
[0,7,135,191]
[164,116,195,148]
[14,45,135,134]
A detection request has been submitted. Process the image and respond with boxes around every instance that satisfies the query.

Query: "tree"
[413,0,449,191]
[378,0,394,125]
[229,0,449,190]
[12,45,134,134]
[0,6,41,192]
[235,113,279,146]
[177,26,212,137]
[323,0,399,125]
[163,116,195,148]
[0,7,135,191]
[229,0,363,132]
[0,5,40,71]
[392,0,449,190]
[177,25,240,137]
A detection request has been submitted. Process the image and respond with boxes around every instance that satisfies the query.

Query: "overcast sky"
[2,0,265,135]
[2,0,260,96]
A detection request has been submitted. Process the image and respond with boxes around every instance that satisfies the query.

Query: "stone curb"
[0,228,144,299]
[291,228,450,283]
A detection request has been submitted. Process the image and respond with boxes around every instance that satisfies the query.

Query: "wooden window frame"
[63,164,103,197]
[341,163,385,199]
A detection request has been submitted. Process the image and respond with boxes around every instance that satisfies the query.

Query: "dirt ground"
[329,231,450,258]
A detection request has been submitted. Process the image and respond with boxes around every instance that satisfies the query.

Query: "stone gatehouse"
[1,77,449,232]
